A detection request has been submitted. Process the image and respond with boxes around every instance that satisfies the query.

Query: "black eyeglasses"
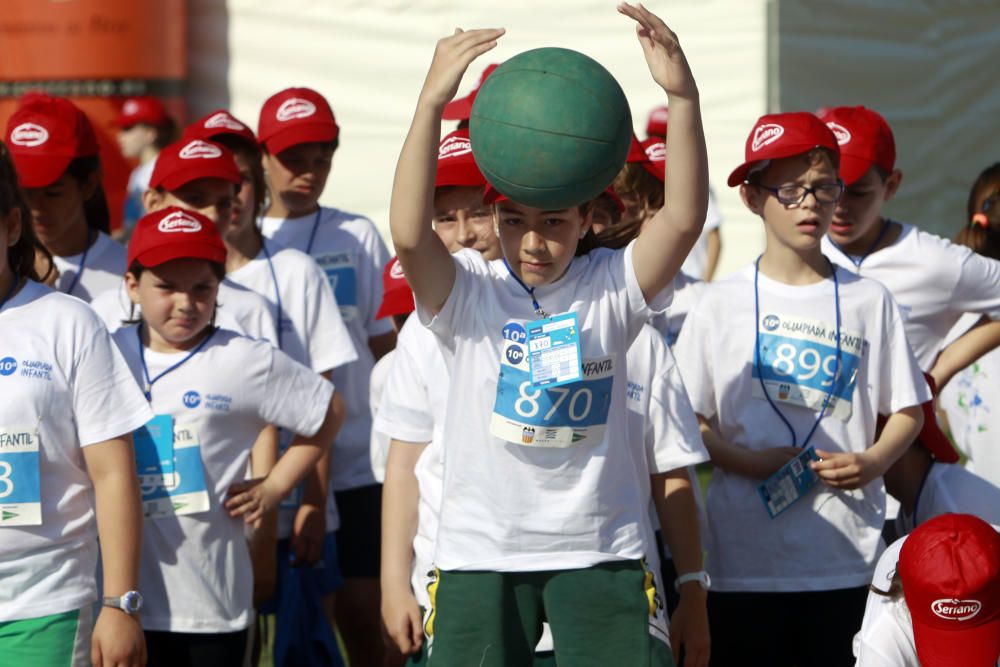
[752,181,845,206]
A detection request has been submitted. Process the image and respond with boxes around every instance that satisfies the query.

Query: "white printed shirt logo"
[644,141,666,163]
[752,124,784,152]
[158,211,203,233]
[389,260,405,280]
[179,140,222,160]
[826,122,851,146]
[10,123,49,148]
[276,98,316,122]
[931,599,982,622]
[204,112,246,132]
[439,135,472,160]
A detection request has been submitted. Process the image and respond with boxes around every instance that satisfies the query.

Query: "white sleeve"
[73,321,153,446]
[619,241,672,344]
[648,351,710,473]
[674,304,717,420]
[258,345,335,437]
[951,249,1000,320]
[879,295,931,414]
[305,259,358,373]
[374,334,434,444]
[418,251,483,348]
[362,221,394,338]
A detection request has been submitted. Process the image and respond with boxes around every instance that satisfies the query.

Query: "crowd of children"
[1,3,999,666]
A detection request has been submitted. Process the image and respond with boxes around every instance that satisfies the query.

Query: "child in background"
[5,93,124,301]
[939,163,1000,486]
[257,86,394,665]
[675,112,927,665]
[113,207,342,667]
[389,4,708,664]
[0,141,151,667]
[116,96,175,235]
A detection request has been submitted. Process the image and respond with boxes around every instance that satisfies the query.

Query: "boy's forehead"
[497,199,575,215]
[433,185,484,211]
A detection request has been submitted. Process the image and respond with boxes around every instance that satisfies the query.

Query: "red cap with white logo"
[116,96,170,129]
[435,129,485,188]
[443,64,499,121]
[818,105,896,186]
[150,138,241,192]
[900,513,1000,667]
[640,137,666,182]
[646,105,668,139]
[5,93,99,188]
[727,112,839,187]
[183,109,257,148]
[257,88,339,155]
[127,207,227,268]
[375,257,415,319]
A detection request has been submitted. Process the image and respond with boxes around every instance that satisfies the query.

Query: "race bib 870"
[752,312,864,421]
[490,321,613,448]
[0,427,41,526]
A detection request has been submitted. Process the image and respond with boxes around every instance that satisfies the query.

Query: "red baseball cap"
[435,129,486,188]
[183,109,257,148]
[127,207,227,268]
[819,106,896,186]
[484,183,624,213]
[646,105,668,138]
[626,134,647,163]
[443,64,499,121]
[150,138,241,192]
[376,257,415,319]
[5,93,99,188]
[116,97,169,128]
[727,112,840,187]
[640,138,666,182]
[257,88,339,155]
[918,373,961,463]
[900,513,1000,667]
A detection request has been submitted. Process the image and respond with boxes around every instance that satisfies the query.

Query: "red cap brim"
[442,95,475,121]
[261,123,338,155]
[376,286,415,319]
[9,153,73,189]
[435,162,485,188]
[153,164,241,192]
[131,241,227,269]
[837,153,874,186]
[911,615,1000,667]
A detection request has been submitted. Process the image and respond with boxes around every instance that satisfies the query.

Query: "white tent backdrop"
[188,0,1000,278]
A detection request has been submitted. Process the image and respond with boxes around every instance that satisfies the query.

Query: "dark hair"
[869,569,903,600]
[0,141,52,282]
[214,135,266,223]
[65,155,110,234]
[954,163,1000,261]
[122,260,225,326]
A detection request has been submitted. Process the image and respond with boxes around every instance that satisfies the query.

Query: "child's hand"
[291,502,325,566]
[225,477,280,526]
[382,586,425,655]
[418,28,505,111]
[811,449,883,490]
[745,446,801,480]
[618,3,697,99]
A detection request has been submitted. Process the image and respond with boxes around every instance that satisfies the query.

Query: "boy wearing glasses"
[675,112,927,666]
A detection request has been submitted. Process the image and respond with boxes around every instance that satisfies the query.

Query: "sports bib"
[0,427,42,526]
[490,321,613,447]
[134,414,176,487]
[752,312,863,421]
[526,313,583,388]
[314,250,358,322]
[140,424,211,519]
[757,446,821,518]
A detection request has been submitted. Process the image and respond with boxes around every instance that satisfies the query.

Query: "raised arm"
[618,3,708,302]
[390,28,504,313]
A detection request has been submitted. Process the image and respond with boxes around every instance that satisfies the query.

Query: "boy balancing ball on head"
[390,4,708,666]
[674,112,928,667]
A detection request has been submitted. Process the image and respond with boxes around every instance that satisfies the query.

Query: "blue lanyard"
[261,243,284,349]
[304,208,323,255]
[0,276,22,311]
[753,256,842,449]
[502,257,547,318]
[830,218,892,269]
[137,324,217,401]
[64,230,94,296]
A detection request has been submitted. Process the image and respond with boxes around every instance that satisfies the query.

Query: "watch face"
[122,590,143,613]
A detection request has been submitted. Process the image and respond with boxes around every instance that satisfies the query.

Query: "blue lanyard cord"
[830,218,892,269]
[262,243,283,350]
[64,229,95,296]
[0,276,22,311]
[137,323,218,401]
[304,208,323,255]
[502,257,546,318]
[753,256,842,449]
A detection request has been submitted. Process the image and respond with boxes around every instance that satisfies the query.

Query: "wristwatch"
[674,571,711,592]
[103,590,143,615]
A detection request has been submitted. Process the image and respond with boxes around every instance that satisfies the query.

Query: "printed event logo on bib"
[752,312,863,420]
[314,250,358,322]
[490,320,613,448]
[0,427,42,526]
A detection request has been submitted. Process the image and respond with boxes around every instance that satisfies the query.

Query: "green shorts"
[0,605,93,667]
[425,560,674,667]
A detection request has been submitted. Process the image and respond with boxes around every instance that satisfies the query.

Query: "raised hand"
[617,3,697,99]
[418,28,505,110]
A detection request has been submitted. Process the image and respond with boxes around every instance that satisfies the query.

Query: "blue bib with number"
[0,427,41,526]
[141,424,211,519]
[314,251,358,321]
[134,414,176,487]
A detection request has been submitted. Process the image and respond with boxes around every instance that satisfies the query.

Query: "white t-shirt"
[52,231,127,303]
[419,242,671,572]
[368,349,395,484]
[823,223,1000,371]
[0,281,152,621]
[112,326,333,632]
[90,278,279,344]
[680,188,723,280]
[895,462,1000,536]
[675,264,929,592]
[939,314,1000,486]
[649,271,706,348]
[260,207,393,491]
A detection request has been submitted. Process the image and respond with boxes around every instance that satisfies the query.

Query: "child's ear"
[740,183,764,216]
[141,188,165,215]
[882,169,903,203]
[124,271,142,305]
